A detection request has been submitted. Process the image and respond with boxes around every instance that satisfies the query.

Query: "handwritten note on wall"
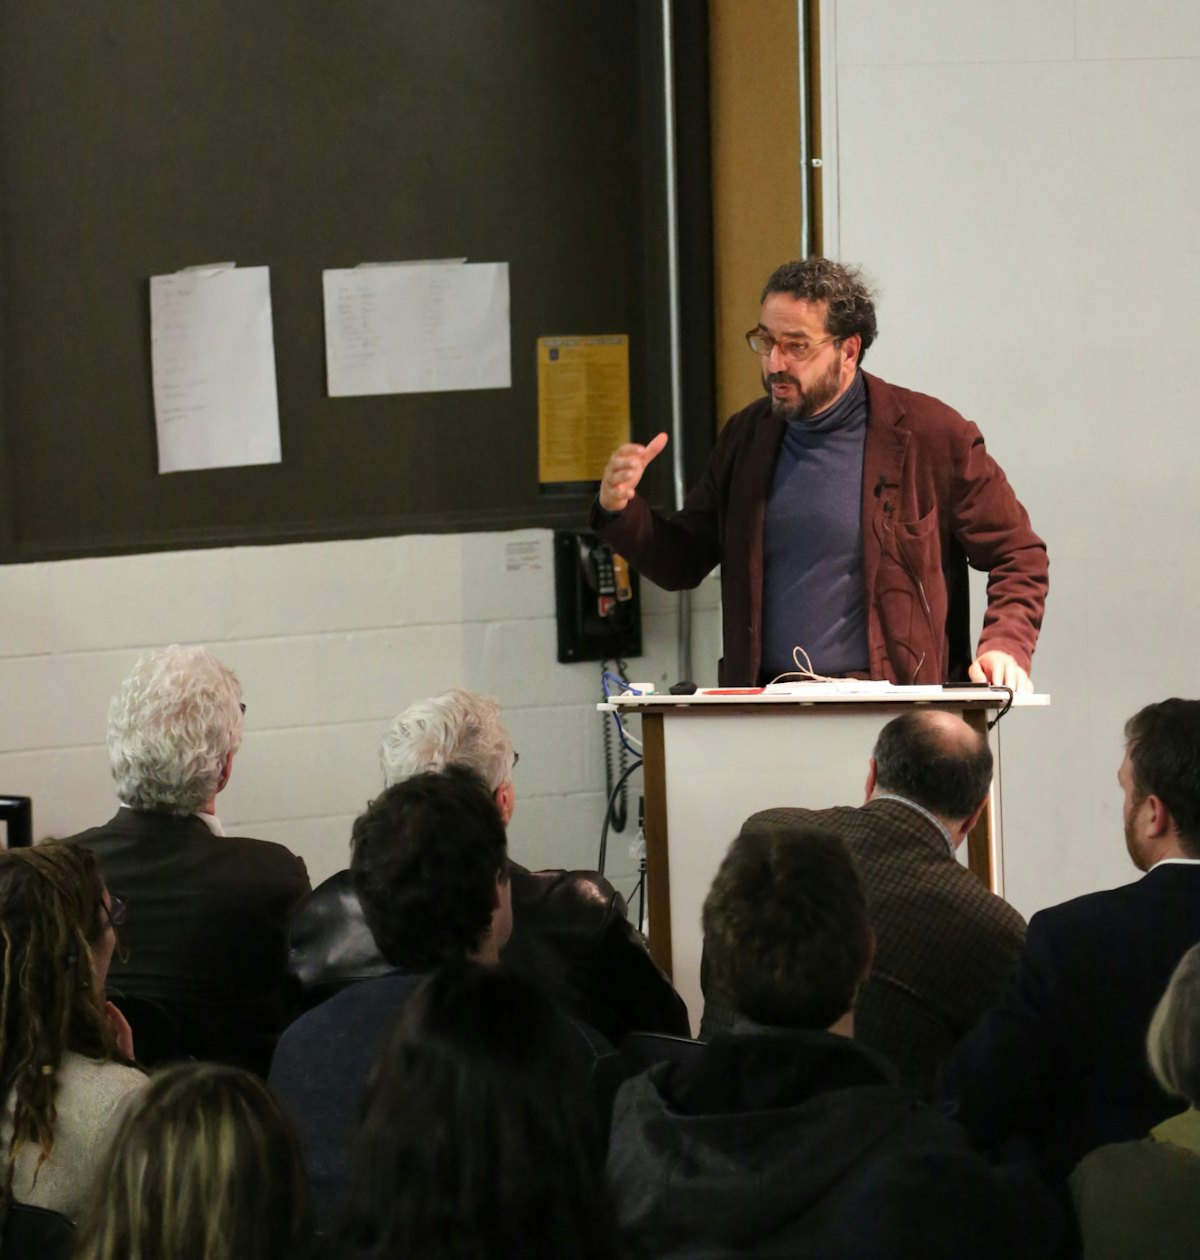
[149,264,282,474]
[322,261,511,397]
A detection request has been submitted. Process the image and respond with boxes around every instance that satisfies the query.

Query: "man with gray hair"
[289,687,689,1044]
[63,645,309,1075]
[701,709,1026,1094]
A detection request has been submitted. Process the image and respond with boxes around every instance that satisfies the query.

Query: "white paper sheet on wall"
[322,260,511,397]
[149,263,282,474]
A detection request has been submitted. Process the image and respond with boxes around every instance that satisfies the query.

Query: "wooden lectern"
[606,686,1049,1035]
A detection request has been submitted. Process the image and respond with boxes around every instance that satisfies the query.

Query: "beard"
[764,355,845,422]
[1124,806,1149,871]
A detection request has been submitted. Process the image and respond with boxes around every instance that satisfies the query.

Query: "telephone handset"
[554,529,642,663]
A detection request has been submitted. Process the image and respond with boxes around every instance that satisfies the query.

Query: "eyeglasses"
[512,751,520,768]
[745,330,838,363]
[101,895,128,932]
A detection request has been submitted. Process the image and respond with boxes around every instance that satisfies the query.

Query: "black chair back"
[2,1203,75,1260]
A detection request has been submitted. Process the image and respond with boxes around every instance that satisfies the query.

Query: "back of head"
[1147,941,1200,1108]
[343,961,618,1260]
[761,257,878,363]
[107,644,243,814]
[1125,698,1200,855]
[380,688,513,791]
[0,843,114,1206]
[73,1061,314,1260]
[703,824,869,1030]
[872,710,993,821]
[350,766,508,971]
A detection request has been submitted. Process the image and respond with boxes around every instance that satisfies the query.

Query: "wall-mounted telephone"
[553,529,642,663]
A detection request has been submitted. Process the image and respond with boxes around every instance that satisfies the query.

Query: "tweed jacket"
[593,372,1048,685]
[703,799,1026,1095]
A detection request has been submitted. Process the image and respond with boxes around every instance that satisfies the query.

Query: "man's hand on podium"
[969,650,1033,694]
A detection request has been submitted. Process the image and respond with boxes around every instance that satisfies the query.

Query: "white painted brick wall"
[0,529,721,901]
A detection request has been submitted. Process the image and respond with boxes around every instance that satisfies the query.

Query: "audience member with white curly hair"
[62,645,309,1077]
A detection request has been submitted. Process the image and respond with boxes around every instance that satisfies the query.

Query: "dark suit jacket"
[63,807,310,1076]
[939,862,1200,1188]
[703,799,1026,1095]
[288,864,690,1045]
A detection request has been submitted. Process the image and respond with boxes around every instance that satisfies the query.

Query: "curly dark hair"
[340,961,622,1260]
[0,844,117,1224]
[703,824,869,1029]
[761,257,878,363]
[350,766,508,970]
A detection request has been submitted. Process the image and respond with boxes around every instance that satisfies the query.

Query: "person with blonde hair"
[63,644,309,1075]
[73,1061,315,1260]
[0,844,144,1226]
[1070,942,1200,1257]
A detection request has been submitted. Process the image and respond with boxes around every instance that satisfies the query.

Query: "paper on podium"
[762,680,898,696]
[322,260,511,397]
[149,263,282,474]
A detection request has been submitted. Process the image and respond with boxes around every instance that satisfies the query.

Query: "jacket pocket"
[874,506,948,682]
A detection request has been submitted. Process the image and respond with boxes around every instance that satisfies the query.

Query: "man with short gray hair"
[289,687,689,1044]
[701,709,1025,1094]
[63,644,309,1075]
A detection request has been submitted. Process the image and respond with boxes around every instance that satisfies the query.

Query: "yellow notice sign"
[537,335,630,486]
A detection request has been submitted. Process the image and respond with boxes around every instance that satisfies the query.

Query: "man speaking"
[592,258,1048,689]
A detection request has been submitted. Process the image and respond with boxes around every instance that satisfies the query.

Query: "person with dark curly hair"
[0,843,145,1226]
[592,256,1047,691]
[73,1061,315,1260]
[340,962,624,1260]
[269,766,517,1226]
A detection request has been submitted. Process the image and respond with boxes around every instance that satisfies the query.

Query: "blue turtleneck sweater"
[760,371,869,680]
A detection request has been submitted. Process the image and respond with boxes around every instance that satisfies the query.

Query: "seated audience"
[940,698,1200,1191]
[607,821,973,1258]
[62,645,310,1076]
[73,1061,315,1260]
[270,767,518,1226]
[1070,941,1200,1258]
[289,687,688,1042]
[704,709,1025,1093]
[0,845,145,1224]
[340,961,624,1260]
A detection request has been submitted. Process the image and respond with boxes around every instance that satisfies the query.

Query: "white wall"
[821,0,1200,916]
[0,530,721,902]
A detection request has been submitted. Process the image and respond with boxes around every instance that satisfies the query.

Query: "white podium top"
[605,684,1050,710]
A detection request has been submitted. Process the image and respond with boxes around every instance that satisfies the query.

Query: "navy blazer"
[939,862,1200,1186]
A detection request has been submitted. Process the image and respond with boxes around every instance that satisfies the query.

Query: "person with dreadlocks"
[0,843,145,1225]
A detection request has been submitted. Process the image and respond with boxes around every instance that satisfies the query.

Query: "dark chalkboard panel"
[0,1,713,561]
